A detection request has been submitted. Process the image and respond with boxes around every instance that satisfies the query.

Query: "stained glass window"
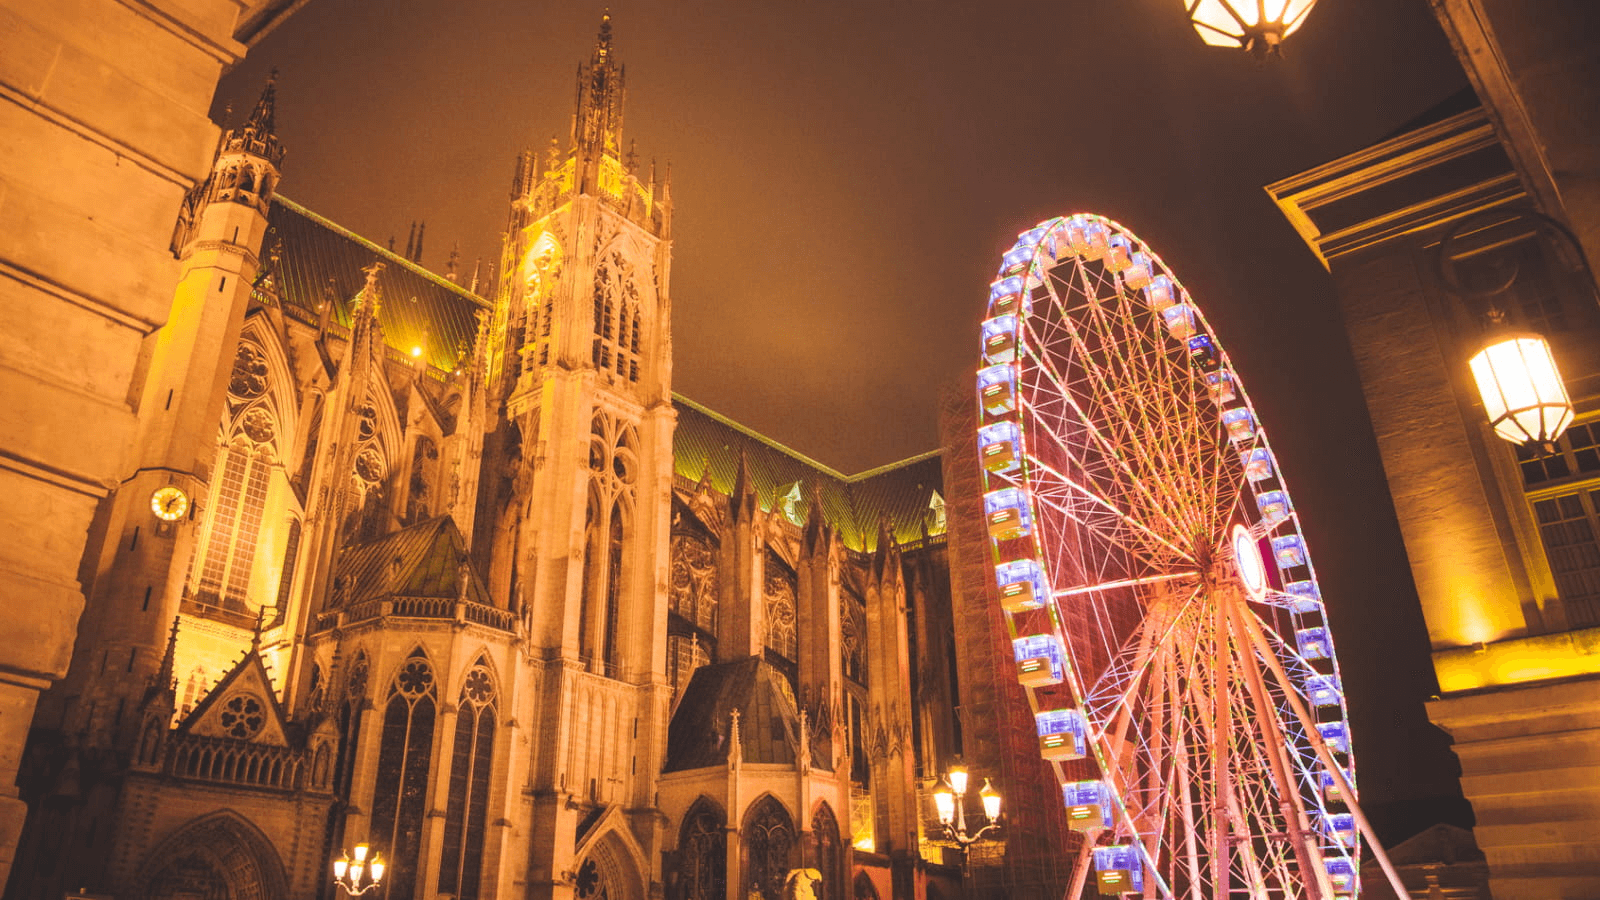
[371,649,436,900]
[440,658,497,900]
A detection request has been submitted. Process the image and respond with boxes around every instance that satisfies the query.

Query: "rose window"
[220,694,265,739]
[397,659,434,698]
[229,345,268,399]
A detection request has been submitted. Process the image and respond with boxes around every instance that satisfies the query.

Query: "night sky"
[217,0,1476,844]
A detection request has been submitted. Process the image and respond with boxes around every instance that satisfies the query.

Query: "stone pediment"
[177,649,291,747]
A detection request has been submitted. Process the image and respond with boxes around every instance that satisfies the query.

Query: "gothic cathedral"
[6,18,974,900]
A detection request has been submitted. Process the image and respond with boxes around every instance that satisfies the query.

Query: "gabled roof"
[266,196,488,372]
[176,648,291,747]
[332,516,491,608]
[671,395,945,552]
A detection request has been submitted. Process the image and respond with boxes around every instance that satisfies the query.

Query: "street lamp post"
[933,763,1002,899]
[332,843,386,897]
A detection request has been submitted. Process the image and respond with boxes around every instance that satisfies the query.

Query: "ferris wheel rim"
[975,212,1365,899]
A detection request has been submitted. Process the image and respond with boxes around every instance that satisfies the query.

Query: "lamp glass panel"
[1190,0,1247,37]
[948,766,969,796]
[982,790,1002,820]
[934,789,955,824]
[1471,335,1574,444]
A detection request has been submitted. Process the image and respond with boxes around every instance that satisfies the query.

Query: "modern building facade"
[1268,2,1600,896]
[2,22,1009,900]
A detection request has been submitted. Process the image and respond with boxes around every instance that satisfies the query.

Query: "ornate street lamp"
[1184,1,1319,57]
[332,843,386,896]
[1439,210,1599,451]
[933,763,1002,898]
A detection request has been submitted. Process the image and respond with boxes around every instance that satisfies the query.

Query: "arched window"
[580,493,599,662]
[840,592,866,685]
[273,519,302,619]
[763,553,798,686]
[742,796,795,900]
[192,439,273,614]
[370,649,436,900]
[334,652,369,796]
[668,526,718,704]
[297,397,323,490]
[678,799,726,900]
[811,803,842,900]
[439,658,497,900]
[603,500,625,670]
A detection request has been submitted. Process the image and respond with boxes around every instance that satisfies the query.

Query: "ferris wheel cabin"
[1092,846,1144,896]
[1062,781,1114,832]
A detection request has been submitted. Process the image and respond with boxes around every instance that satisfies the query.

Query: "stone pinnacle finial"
[251,607,266,652]
[245,68,279,136]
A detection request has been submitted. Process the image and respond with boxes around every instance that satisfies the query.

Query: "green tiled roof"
[671,395,945,552]
[267,196,487,372]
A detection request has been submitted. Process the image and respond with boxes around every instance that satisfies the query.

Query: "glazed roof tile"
[267,196,487,372]
[671,395,945,552]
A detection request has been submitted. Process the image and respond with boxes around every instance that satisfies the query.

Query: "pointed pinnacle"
[245,68,278,135]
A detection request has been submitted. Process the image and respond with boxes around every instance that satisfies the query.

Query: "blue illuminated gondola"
[981,315,1019,364]
[1285,580,1321,613]
[1035,708,1088,760]
[1242,447,1273,482]
[1062,781,1113,832]
[1307,674,1343,708]
[978,421,1021,474]
[989,275,1029,318]
[995,558,1048,613]
[1317,721,1351,754]
[1325,857,1356,896]
[1013,634,1066,687]
[984,488,1032,541]
[1296,627,1331,660]
[1093,846,1143,896]
[1271,534,1307,568]
[1256,490,1290,526]
[978,365,1017,416]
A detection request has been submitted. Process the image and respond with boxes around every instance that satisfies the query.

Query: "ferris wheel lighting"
[971,212,1393,898]
[977,365,1018,416]
[1255,490,1290,526]
[981,315,1020,364]
[1036,708,1089,760]
[1324,857,1357,895]
[1271,534,1307,568]
[1106,234,1135,273]
[1319,769,1346,803]
[1221,407,1256,442]
[1013,634,1066,687]
[984,488,1033,541]
[1285,580,1321,614]
[1063,781,1114,832]
[1143,274,1177,311]
[1242,447,1273,482]
[1469,333,1575,446]
[1161,304,1198,339]
[996,559,1049,612]
[1316,721,1351,754]
[1295,627,1331,660]
[1093,846,1145,896]
[979,422,1022,474]
[1322,813,1358,847]
[1307,674,1343,708]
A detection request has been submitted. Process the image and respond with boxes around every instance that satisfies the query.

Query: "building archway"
[135,811,288,900]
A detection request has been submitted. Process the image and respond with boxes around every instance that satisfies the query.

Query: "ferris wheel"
[973,214,1404,899]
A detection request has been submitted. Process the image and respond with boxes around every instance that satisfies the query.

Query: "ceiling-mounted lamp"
[1184,1,1320,57]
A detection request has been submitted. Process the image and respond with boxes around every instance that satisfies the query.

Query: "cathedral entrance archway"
[135,811,288,900]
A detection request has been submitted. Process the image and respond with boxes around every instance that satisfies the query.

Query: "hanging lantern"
[1185,1,1319,56]
[1469,334,1574,446]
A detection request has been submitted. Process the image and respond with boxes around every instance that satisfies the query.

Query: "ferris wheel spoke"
[1022,454,1197,566]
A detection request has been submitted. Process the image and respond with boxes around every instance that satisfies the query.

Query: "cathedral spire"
[244,69,278,138]
[222,69,285,168]
[571,11,626,158]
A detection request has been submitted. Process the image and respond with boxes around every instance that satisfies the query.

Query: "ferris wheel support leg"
[1064,833,1094,900]
[1224,598,1337,900]
[1235,609,1411,900]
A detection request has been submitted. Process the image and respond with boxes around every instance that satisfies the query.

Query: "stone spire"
[572,11,626,157]
[223,69,285,168]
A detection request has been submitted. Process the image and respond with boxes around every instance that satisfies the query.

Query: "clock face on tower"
[151,486,189,521]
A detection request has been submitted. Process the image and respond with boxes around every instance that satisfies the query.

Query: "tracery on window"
[678,800,727,900]
[372,649,436,900]
[229,343,269,399]
[440,657,497,900]
[219,693,265,739]
[763,553,798,662]
[742,796,795,900]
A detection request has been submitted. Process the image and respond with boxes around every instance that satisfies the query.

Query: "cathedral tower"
[478,15,675,900]
[45,75,285,749]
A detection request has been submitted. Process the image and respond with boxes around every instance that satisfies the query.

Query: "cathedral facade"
[6,20,975,900]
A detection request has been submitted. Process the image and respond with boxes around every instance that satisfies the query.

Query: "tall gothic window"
[371,649,436,900]
[742,796,795,900]
[603,501,625,670]
[811,803,842,900]
[440,658,497,900]
[763,553,798,685]
[193,443,272,612]
[668,526,719,704]
[678,799,726,900]
[273,518,302,620]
